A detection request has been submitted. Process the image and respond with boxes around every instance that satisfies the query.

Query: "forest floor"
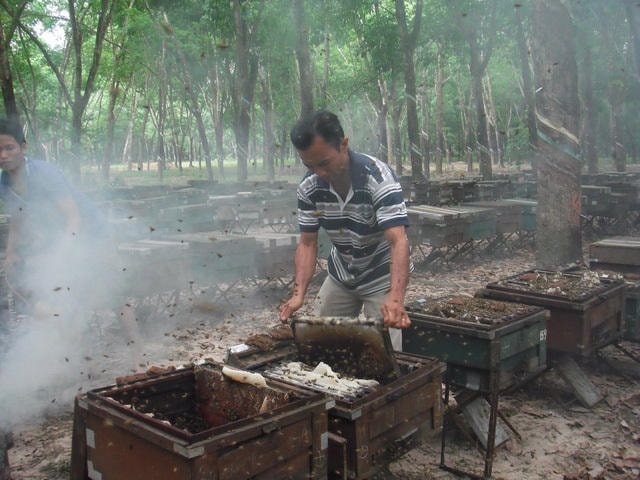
[4,236,640,480]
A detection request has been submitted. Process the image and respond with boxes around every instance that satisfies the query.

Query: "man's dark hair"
[290,110,344,151]
[0,117,25,144]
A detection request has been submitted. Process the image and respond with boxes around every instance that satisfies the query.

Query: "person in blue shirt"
[0,117,111,316]
[0,118,121,480]
[279,110,412,350]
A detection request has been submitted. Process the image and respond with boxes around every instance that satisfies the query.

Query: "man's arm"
[380,225,411,329]
[279,231,318,322]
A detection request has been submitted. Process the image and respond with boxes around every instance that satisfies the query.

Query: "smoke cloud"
[0,195,174,430]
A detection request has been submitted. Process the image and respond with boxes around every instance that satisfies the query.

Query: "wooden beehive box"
[226,321,445,480]
[71,363,329,480]
[404,296,548,392]
[476,270,625,356]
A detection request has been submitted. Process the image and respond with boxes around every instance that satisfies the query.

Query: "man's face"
[298,135,349,185]
[0,134,26,173]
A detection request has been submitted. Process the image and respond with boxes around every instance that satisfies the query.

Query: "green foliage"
[0,0,638,179]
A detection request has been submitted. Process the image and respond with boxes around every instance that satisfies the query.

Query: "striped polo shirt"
[297,150,410,295]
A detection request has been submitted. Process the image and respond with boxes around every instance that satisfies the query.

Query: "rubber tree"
[68,0,116,181]
[532,0,582,268]
[231,0,262,183]
[0,1,27,122]
[293,0,313,118]
[395,0,425,181]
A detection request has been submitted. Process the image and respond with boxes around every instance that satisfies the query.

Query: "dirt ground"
[4,240,640,480]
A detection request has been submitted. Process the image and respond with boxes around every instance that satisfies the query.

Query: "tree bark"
[468,33,492,180]
[207,61,228,180]
[102,0,135,182]
[395,0,425,181]
[484,74,503,167]
[389,79,403,176]
[598,9,627,173]
[460,3,496,180]
[293,0,314,117]
[161,12,214,182]
[532,0,582,268]
[259,65,275,181]
[0,12,18,120]
[514,5,538,165]
[374,76,389,163]
[435,46,445,175]
[455,70,473,172]
[626,0,640,81]
[609,81,626,172]
[579,27,598,174]
[122,83,137,168]
[321,28,330,108]
[68,0,116,182]
[155,40,167,180]
[232,0,261,183]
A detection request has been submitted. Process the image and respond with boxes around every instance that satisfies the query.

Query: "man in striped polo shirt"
[279,110,411,350]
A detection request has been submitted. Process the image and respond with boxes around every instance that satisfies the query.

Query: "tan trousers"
[313,275,402,351]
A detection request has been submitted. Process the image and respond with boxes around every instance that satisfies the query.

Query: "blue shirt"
[297,150,410,295]
[0,158,110,256]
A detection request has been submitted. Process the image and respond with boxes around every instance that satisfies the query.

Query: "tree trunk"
[609,82,626,172]
[626,0,640,79]
[460,4,495,180]
[259,65,275,181]
[395,0,425,181]
[469,35,491,180]
[420,85,431,175]
[484,74,503,168]
[580,30,598,174]
[532,0,582,268]
[375,76,389,163]
[321,29,330,108]
[102,0,134,182]
[122,84,137,167]
[0,14,18,121]
[435,46,445,175]
[103,83,118,181]
[293,0,314,116]
[390,80,403,177]
[455,70,473,172]
[232,0,260,183]
[155,40,168,180]
[514,5,538,167]
[207,62,227,180]
[597,5,627,173]
[68,0,116,182]
[139,94,150,171]
[161,12,214,182]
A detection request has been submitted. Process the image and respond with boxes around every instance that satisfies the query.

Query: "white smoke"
[0,203,171,430]
[0,183,282,430]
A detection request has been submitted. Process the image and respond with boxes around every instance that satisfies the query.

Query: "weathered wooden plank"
[556,354,602,408]
[461,397,509,450]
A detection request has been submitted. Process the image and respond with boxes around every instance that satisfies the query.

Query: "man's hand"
[279,232,318,323]
[279,296,304,323]
[380,297,411,329]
